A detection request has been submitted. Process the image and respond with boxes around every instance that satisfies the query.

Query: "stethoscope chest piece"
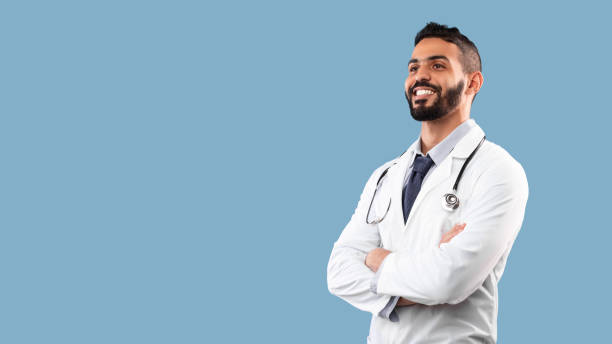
[443,193,460,211]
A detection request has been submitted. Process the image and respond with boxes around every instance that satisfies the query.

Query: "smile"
[412,87,438,101]
[416,89,434,96]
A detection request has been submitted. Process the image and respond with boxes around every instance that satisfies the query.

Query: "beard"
[405,80,465,121]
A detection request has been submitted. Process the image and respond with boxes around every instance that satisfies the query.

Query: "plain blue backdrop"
[1,0,610,343]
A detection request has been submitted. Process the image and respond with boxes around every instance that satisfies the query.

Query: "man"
[327,22,528,343]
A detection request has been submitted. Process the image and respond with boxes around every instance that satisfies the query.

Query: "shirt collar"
[412,119,477,166]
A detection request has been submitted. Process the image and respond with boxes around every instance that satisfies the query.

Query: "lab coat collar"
[449,123,486,159]
[403,119,485,164]
[411,119,477,165]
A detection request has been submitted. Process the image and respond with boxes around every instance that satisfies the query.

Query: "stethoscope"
[365,136,486,224]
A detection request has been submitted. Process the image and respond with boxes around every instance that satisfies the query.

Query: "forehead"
[410,37,461,64]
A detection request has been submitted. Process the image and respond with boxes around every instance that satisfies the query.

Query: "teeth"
[416,89,435,96]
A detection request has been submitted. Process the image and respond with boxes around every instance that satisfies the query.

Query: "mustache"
[408,81,442,96]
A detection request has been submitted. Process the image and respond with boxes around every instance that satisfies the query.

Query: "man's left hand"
[365,248,391,272]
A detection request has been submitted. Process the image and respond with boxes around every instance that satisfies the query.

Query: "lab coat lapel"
[388,140,418,228]
[405,125,486,226]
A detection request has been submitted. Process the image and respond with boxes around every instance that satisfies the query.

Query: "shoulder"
[480,140,527,177]
[475,140,529,197]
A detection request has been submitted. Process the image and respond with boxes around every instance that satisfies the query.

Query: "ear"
[466,71,483,96]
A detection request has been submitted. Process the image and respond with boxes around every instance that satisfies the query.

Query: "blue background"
[1,1,610,343]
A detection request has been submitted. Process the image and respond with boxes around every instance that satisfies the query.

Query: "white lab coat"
[327,124,528,343]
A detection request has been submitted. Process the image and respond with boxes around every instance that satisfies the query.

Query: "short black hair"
[415,22,481,74]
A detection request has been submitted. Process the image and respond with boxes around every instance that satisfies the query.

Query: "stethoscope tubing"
[452,136,486,193]
[365,135,486,224]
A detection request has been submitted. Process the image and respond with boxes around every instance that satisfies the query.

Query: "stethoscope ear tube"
[365,165,393,224]
[452,136,486,193]
[365,149,408,224]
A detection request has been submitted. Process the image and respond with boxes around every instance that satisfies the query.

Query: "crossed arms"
[365,223,467,307]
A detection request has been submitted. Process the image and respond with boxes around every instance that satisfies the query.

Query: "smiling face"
[405,38,468,121]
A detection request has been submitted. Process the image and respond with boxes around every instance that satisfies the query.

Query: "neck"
[419,107,470,155]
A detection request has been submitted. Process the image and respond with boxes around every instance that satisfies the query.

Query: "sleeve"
[327,164,394,316]
[375,157,529,305]
[370,258,400,322]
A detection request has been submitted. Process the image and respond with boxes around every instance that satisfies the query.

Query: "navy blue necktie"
[402,154,435,224]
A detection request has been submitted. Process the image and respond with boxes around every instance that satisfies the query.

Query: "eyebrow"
[408,55,450,65]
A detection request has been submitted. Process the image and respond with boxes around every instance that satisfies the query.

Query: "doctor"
[327,22,528,343]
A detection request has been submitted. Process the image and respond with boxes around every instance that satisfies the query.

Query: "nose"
[407,67,431,93]
[414,67,431,82]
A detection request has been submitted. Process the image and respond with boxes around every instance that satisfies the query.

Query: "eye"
[433,63,445,70]
[409,65,418,73]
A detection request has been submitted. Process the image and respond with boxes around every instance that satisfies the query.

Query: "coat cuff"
[370,258,399,322]
[370,258,388,293]
[378,296,399,322]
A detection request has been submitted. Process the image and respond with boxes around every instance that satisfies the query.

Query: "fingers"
[365,248,391,272]
[397,297,419,307]
[439,223,467,247]
[445,223,466,238]
[449,222,466,232]
[451,222,467,233]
